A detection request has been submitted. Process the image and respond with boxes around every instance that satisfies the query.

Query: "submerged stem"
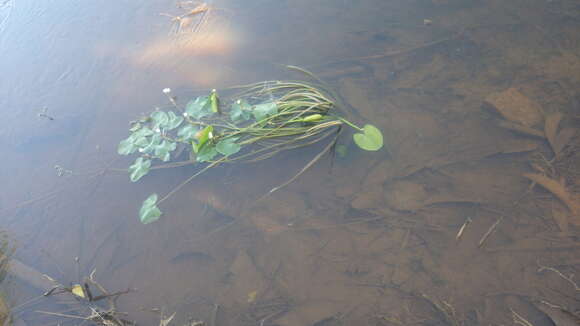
[337,117,363,131]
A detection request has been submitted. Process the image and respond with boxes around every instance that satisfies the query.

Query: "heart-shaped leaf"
[140,133,162,154]
[154,140,177,162]
[230,99,252,122]
[133,127,154,138]
[118,136,138,155]
[185,96,212,120]
[253,102,277,121]
[216,137,241,156]
[139,193,162,224]
[129,157,151,182]
[150,111,169,130]
[177,124,199,141]
[118,127,156,155]
[165,111,184,130]
[196,144,218,162]
[353,124,383,151]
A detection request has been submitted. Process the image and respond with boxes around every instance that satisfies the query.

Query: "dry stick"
[315,33,461,67]
[455,217,472,242]
[420,294,460,326]
[478,217,503,248]
[511,309,534,326]
[537,262,580,291]
[497,120,546,139]
[35,311,89,320]
[7,259,56,292]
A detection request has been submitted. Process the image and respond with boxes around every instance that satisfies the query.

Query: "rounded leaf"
[150,111,169,130]
[139,193,162,224]
[230,99,252,122]
[177,124,199,141]
[196,144,218,162]
[154,140,177,162]
[133,127,154,138]
[252,102,277,121]
[118,136,138,155]
[353,124,383,151]
[185,96,212,120]
[128,157,151,182]
[140,133,162,154]
[216,138,241,156]
[165,111,184,130]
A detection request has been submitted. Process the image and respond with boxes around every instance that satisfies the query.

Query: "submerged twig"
[455,217,472,242]
[537,262,580,291]
[262,127,341,198]
[478,217,503,248]
[511,309,534,326]
[420,293,461,326]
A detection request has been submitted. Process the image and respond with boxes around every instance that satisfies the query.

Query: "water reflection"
[2,0,580,325]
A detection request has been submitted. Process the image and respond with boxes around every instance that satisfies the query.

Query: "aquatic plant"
[118,77,384,224]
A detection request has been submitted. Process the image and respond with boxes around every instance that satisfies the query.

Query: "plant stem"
[337,117,363,131]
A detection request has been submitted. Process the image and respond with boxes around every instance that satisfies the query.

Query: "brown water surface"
[2,0,580,325]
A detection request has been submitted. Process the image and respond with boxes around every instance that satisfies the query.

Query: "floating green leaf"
[216,137,241,156]
[253,102,277,121]
[196,144,218,162]
[140,133,162,155]
[118,137,138,155]
[150,111,169,130]
[154,140,177,162]
[230,99,252,122]
[118,127,155,155]
[139,193,162,224]
[185,96,212,119]
[177,124,199,141]
[353,124,384,151]
[165,111,184,130]
[129,157,151,182]
[133,127,154,138]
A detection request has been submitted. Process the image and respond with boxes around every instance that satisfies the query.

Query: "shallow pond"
[2,0,580,325]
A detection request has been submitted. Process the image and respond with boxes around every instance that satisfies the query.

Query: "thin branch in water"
[260,128,341,199]
[455,217,472,242]
[478,217,503,248]
[537,262,580,291]
[511,309,534,326]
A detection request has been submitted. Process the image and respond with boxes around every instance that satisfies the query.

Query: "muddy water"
[2,0,580,325]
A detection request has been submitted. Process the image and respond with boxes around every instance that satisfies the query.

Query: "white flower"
[162,88,171,94]
[183,112,188,117]
[155,127,161,133]
[138,148,144,153]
